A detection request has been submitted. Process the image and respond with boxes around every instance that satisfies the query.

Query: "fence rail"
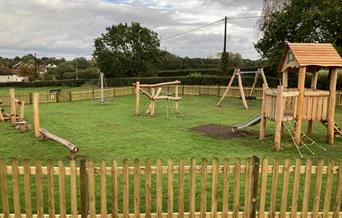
[0,157,341,218]
[1,86,341,107]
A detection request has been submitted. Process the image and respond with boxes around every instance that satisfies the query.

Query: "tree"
[255,0,342,68]
[72,57,90,69]
[93,22,162,77]
[16,64,38,81]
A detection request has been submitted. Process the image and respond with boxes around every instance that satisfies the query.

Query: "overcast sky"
[0,0,263,60]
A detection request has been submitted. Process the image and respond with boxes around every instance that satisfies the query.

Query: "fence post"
[251,156,260,218]
[80,160,88,218]
[69,91,72,102]
[29,92,33,104]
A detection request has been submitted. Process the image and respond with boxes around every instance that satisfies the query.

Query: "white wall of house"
[0,75,26,83]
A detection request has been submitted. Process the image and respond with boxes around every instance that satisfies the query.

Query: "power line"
[160,18,224,41]
[227,15,262,20]
[160,15,262,42]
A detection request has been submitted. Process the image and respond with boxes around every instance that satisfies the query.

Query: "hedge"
[0,79,87,88]
[0,74,340,90]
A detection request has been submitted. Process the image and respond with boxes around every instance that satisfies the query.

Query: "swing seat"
[240,96,256,100]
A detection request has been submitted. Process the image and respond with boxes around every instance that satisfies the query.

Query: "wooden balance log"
[39,128,79,159]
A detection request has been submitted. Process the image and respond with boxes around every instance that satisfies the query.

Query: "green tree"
[255,0,342,68]
[16,64,39,81]
[93,22,162,77]
[72,57,90,69]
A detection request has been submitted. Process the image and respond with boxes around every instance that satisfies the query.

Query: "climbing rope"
[283,119,327,158]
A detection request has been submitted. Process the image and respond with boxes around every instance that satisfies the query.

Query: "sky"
[0,0,263,60]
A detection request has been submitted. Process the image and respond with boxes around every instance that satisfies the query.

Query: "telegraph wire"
[160,18,224,41]
[160,15,262,41]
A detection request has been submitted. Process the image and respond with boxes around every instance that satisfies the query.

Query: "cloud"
[0,0,263,60]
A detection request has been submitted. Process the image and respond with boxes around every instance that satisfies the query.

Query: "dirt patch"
[190,124,256,139]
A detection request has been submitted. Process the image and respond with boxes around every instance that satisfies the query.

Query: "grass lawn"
[0,94,341,214]
[1,94,341,164]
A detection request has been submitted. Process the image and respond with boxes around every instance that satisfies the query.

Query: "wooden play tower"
[259,43,342,151]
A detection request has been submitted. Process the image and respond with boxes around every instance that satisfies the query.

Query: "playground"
[1,93,342,162]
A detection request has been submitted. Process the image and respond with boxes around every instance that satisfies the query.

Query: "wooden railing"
[1,86,341,107]
[0,157,341,218]
[263,88,336,121]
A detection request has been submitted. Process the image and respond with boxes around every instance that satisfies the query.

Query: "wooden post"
[0,107,4,122]
[175,83,180,113]
[259,84,267,140]
[260,68,269,89]
[19,100,25,121]
[69,91,72,102]
[237,72,248,110]
[307,70,318,136]
[217,68,237,106]
[274,85,284,151]
[80,160,88,218]
[282,69,288,88]
[9,88,16,125]
[327,68,338,144]
[33,93,40,138]
[250,156,260,218]
[151,88,155,116]
[136,82,140,115]
[294,67,306,145]
[29,93,33,104]
[249,68,260,96]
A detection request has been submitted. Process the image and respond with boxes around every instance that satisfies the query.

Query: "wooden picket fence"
[1,86,341,107]
[0,157,341,218]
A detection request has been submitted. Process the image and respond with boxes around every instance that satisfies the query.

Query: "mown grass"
[0,94,341,214]
[0,93,342,162]
[1,94,342,163]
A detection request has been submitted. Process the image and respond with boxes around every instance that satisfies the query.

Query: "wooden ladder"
[321,120,342,136]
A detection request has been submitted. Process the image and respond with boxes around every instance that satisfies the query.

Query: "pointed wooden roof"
[278,42,342,72]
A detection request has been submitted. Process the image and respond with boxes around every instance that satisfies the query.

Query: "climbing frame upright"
[217,68,268,109]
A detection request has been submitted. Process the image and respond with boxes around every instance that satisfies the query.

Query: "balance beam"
[39,128,79,159]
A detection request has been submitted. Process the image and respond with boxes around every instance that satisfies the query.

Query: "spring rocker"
[259,43,342,156]
[135,80,181,116]
[217,68,268,109]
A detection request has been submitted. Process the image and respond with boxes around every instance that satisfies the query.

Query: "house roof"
[0,67,14,75]
[278,42,342,72]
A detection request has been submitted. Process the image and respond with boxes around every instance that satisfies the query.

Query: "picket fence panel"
[0,158,341,218]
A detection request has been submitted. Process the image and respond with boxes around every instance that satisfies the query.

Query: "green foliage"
[0,79,87,87]
[72,57,91,69]
[220,52,229,73]
[255,0,342,68]
[16,65,38,81]
[93,22,162,77]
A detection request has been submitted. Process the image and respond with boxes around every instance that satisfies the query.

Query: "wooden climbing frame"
[135,80,182,116]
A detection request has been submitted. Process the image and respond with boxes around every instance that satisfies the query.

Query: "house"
[0,67,27,83]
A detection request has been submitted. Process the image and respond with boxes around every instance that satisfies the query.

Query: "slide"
[232,113,262,130]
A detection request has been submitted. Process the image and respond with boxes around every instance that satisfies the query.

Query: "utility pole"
[223,16,227,53]
[34,53,37,79]
[75,65,78,80]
